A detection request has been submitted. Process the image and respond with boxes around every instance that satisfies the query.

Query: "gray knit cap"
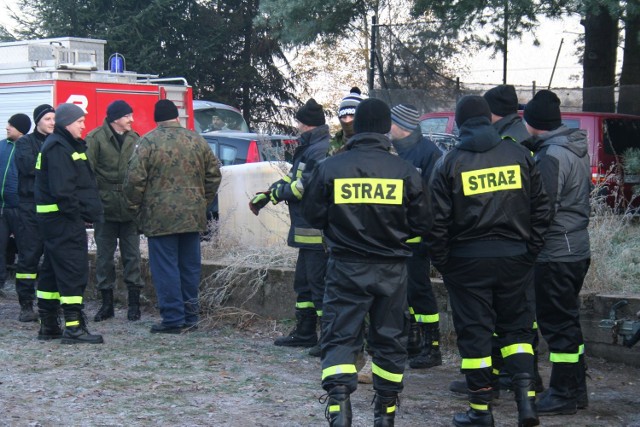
[390,104,420,132]
[338,87,365,118]
[55,103,85,127]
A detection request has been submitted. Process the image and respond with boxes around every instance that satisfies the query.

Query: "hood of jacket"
[298,124,330,147]
[346,132,392,152]
[456,116,502,153]
[523,126,588,158]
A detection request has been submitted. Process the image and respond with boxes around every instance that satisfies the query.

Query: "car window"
[603,118,640,155]
[195,107,250,133]
[563,119,581,129]
[420,118,449,134]
[219,144,239,166]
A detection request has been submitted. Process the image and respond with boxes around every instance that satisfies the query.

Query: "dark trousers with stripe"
[0,206,20,287]
[535,259,590,362]
[321,257,408,394]
[37,214,88,312]
[293,248,328,315]
[406,248,439,323]
[15,205,43,302]
[444,255,535,391]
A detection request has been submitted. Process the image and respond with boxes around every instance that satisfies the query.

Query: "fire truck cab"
[0,37,194,138]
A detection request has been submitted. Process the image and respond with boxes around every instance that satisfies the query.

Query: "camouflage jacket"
[86,120,139,222]
[327,129,349,157]
[124,122,221,237]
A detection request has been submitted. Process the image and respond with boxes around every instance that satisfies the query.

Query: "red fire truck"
[0,37,194,137]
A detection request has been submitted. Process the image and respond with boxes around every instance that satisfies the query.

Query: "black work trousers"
[15,204,43,301]
[321,257,408,394]
[293,248,328,315]
[0,206,20,287]
[444,255,535,391]
[37,214,89,313]
[535,259,590,363]
[406,248,439,324]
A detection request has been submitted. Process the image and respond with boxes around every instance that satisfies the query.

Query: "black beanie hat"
[8,113,31,135]
[524,90,562,131]
[455,95,492,128]
[295,98,325,126]
[483,84,519,117]
[33,104,55,126]
[353,98,391,135]
[154,99,179,122]
[106,100,133,123]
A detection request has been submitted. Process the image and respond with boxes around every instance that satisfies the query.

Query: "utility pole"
[368,15,377,91]
[502,0,508,84]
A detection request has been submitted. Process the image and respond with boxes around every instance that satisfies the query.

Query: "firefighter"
[522,90,592,415]
[86,100,144,322]
[15,105,55,329]
[251,99,330,354]
[389,104,443,370]
[35,103,104,344]
[301,98,429,426]
[426,96,551,427]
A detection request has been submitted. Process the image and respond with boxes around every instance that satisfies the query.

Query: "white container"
[217,161,291,248]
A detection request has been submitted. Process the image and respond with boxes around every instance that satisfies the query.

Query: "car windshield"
[194,107,250,133]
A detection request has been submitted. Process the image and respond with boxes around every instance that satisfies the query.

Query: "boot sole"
[37,335,62,341]
[537,408,577,416]
[61,337,105,344]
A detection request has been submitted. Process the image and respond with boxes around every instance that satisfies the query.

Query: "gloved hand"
[249,191,271,216]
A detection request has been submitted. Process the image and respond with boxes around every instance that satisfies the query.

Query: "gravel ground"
[1,284,639,427]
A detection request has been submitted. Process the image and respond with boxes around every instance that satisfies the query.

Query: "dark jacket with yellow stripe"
[425,116,551,271]
[301,132,429,261]
[34,126,103,223]
[270,124,330,249]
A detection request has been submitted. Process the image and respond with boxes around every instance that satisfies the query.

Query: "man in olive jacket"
[86,100,143,322]
[124,100,221,334]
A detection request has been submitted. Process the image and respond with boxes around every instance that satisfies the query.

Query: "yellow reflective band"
[408,306,415,315]
[533,321,538,330]
[501,343,534,358]
[316,310,323,317]
[37,290,60,300]
[16,273,37,279]
[66,320,80,327]
[294,235,323,244]
[470,402,489,411]
[461,356,492,370]
[71,152,87,161]
[386,405,396,414]
[549,352,580,363]
[334,178,403,205]
[282,175,292,183]
[36,204,59,213]
[528,390,536,398]
[415,313,439,323]
[492,368,500,375]
[371,362,403,383]
[579,344,585,355]
[290,180,303,200]
[295,301,315,309]
[329,405,340,413]
[407,236,422,243]
[461,165,522,196]
[296,169,303,178]
[35,152,41,170]
[60,296,83,305]
[322,364,357,380]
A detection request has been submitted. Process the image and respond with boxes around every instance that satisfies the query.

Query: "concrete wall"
[87,253,640,368]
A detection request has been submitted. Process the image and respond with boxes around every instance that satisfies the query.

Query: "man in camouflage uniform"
[327,87,364,156]
[124,100,221,334]
[86,100,144,322]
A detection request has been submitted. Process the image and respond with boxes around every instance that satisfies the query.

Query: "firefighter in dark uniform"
[15,104,55,332]
[301,98,429,426]
[35,103,104,344]
[389,104,443,370]
[250,99,330,354]
[426,96,551,427]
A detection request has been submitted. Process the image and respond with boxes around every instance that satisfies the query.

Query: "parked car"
[420,110,640,208]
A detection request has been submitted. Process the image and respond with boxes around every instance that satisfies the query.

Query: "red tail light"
[591,166,607,184]
[246,140,260,163]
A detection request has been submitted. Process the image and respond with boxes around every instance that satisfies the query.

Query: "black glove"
[249,191,271,216]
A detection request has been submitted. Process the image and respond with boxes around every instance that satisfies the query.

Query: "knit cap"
[106,100,133,122]
[8,113,31,135]
[483,85,519,117]
[33,104,55,126]
[154,99,179,122]
[55,103,85,127]
[455,96,491,128]
[390,104,420,132]
[524,90,562,131]
[338,87,365,118]
[353,98,391,135]
[295,98,325,126]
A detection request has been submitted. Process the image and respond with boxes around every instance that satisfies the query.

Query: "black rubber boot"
[18,298,39,322]
[62,307,104,344]
[323,385,352,427]
[127,289,141,321]
[537,362,577,416]
[373,390,398,427]
[308,324,322,357]
[512,373,539,427]
[93,289,114,322]
[453,388,495,427]
[274,308,317,347]
[410,323,442,369]
[37,309,62,340]
[576,354,589,409]
[407,317,422,357]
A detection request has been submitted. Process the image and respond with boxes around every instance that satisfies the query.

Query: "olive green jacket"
[124,122,221,237]
[86,120,140,222]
